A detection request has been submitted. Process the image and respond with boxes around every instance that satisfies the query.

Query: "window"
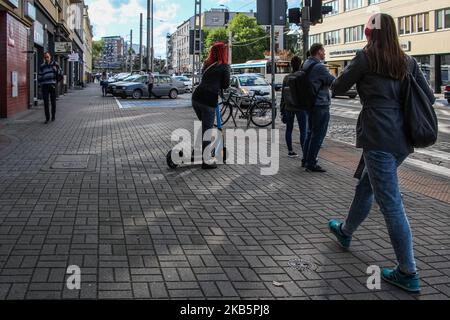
[345,25,364,43]
[345,0,363,11]
[309,34,321,45]
[369,0,385,4]
[436,8,450,30]
[398,13,429,35]
[324,0,339,16]
[324,30,340,45]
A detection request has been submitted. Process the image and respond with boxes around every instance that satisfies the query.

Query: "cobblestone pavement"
[0,85,448,300]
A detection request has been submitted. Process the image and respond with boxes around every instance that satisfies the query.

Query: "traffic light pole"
[301,4,311,62]
[271,0,276,130]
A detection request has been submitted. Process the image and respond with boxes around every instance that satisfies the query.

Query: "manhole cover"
[42,154,97,172]
[288,258,319,273]
[51,155,91,169]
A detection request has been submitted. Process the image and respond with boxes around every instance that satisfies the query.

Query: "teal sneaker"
[328,220,352,249]
[381,267,421,293]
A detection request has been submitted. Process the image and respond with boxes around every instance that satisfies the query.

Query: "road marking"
[330,139,450,179]
[115,97,124,109]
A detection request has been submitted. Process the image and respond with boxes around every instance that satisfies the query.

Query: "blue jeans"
[303,106,330,168]
[342,151,416,274]
[285,111,308,156]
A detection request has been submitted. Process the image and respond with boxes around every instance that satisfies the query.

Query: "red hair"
[205,42,228,67]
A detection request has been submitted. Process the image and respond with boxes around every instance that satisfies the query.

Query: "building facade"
[83,4,93,83]
[167,8,286,75]
[309,0,450,93]
[99,36,124,71]
[0,0,34,118]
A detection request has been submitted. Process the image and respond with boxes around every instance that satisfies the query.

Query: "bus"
[230,59,291,86]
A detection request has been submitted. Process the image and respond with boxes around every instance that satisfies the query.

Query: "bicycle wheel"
[250,100,273,127]
[217,101,233,126]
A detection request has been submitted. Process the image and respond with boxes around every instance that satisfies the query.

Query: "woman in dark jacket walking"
[192,42,231,169]
[328,13,435,293]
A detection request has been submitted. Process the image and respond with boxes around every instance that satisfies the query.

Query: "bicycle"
[218,90,274,128]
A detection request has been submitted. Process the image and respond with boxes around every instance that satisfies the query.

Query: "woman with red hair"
[192,42,231,169]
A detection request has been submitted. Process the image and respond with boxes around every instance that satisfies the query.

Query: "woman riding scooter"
[192,42,231,169]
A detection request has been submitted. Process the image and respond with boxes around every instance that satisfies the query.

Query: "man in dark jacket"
[38,52,62,123]
[303,43,335,172]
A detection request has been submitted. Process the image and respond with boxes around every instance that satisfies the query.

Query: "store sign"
[329,49,359,58]
[34,21,44,46]
[55,42,73,54]
[68,53,79,62]
[401,41,411,52]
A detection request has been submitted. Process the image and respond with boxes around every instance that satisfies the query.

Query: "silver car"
[114,75,186,99]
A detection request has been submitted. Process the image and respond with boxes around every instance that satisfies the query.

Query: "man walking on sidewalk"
[302,44,335,173]
[38,52,62,124]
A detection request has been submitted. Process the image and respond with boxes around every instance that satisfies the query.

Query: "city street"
[0,85,448,300]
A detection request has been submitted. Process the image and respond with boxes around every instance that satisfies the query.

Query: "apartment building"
[100,36,125,70]
[309,0,450,93]
[83,4,93,83]
[168,9,259,75]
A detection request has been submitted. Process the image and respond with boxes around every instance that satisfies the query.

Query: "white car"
[173,76,193,93]
[229,73,272,105]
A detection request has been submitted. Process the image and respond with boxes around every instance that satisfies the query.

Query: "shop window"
[441,54,450,85]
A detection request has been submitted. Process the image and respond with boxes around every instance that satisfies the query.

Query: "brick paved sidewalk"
[0,85,448,300]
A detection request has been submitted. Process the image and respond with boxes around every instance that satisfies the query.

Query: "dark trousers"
[303,105,330,168]
[148,84,153,98]
[193,101,216,156]
[285,110,309,156]
[42,84,56,121]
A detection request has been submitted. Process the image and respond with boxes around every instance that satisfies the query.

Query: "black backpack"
[287,61,319,112]
[402,72,438,148]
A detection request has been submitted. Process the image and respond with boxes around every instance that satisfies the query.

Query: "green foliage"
[203,27,229,60]
[92,40,104,63]
[228,14,269,64]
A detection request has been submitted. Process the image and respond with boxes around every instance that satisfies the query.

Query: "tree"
[228,14,269,64]
[203,27,228,60]
[92,40,104,67]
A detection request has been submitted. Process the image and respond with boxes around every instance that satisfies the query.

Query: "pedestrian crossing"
[331,101,450,135]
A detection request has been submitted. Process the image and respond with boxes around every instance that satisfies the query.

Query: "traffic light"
[309,0,333,24]
[310,0,323,24]
[288,8,301,25]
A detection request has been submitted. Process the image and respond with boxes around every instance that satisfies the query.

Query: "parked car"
[445,85,450,104]
[106,73,132,95]
[114,75,186,99]
[108,74,139,95]
[331,84,358,99]
[173,76,193,92]
[228,73,272,105]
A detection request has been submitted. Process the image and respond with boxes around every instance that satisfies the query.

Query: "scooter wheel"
[166,150,178,169]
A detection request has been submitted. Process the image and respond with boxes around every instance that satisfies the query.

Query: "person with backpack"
[328,13,435,293]
[301,43,335,172]
[192,42,230,170]
[38,51,63,124]
[280,56,309,162]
